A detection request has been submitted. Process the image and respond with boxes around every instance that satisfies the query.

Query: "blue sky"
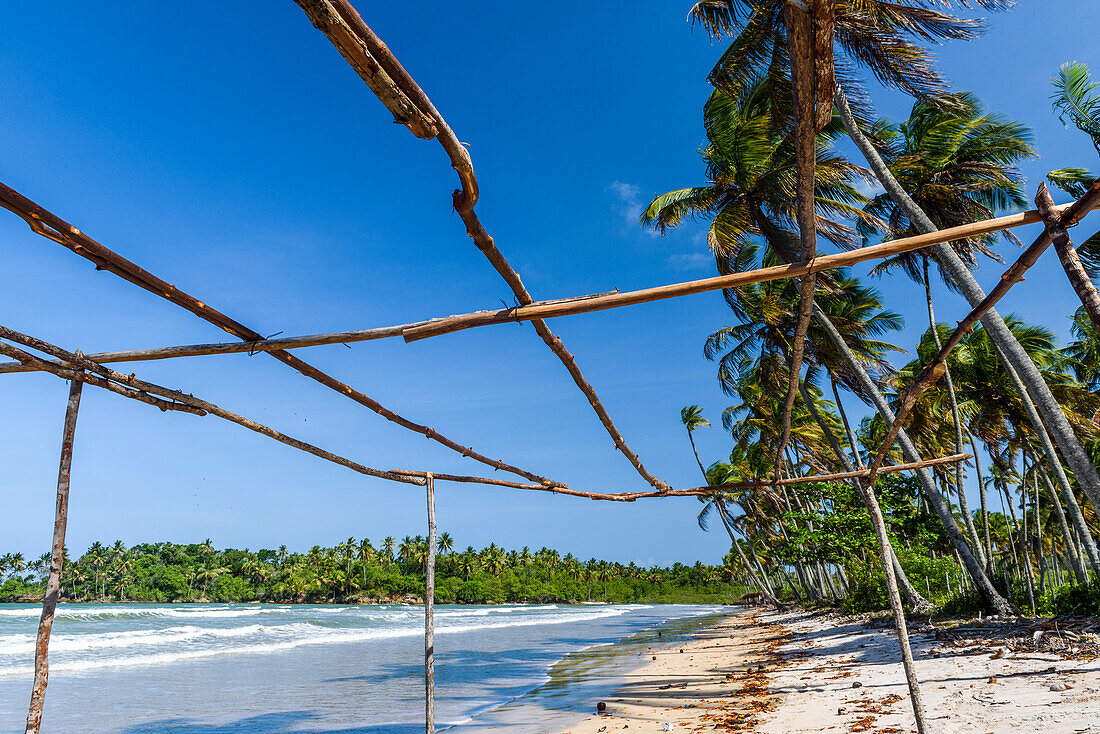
[1,2,1097,566]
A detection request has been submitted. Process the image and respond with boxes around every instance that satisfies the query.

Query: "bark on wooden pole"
[289,1,671,492]
[399,200,1099,343]
[1036,181,1100,335]
[0,326,426,487]
[25,378,83,734]
[0,202,1093,379]
[424,472,436,734]
[0,182,559,488]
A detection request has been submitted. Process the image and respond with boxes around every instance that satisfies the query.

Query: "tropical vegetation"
[0,538,742,605]
[646,2,1100,617]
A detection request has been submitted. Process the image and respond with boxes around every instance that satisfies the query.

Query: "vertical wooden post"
[26,378,83,734]
[424,472,436,734]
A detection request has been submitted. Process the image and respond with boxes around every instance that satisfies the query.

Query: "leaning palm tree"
[643,76,1007,613]
[681,405,712,480]
[860,91,1034,566]
[693,0,1100,542]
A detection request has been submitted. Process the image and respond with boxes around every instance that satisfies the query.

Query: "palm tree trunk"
[836,84,1100,537]
[972,433,998,572]
[923,258,986,567]
[801,381,933,612]
[830,374,864,467]
[994,348,1100,577]
[688,431,707,479]
[1026,446,1088,583]
[812,301,1013,614]
[714,501,779,605]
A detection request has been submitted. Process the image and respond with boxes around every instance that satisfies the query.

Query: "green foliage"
[0,538,744,606]
[839,563,889,614]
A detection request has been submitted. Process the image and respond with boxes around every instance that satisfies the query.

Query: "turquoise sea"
[0,603,730,733]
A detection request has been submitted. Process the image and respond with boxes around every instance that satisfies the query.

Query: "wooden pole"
[1036,181,1100,335]
[400,200,1099,342]
[424,472,436,734]
[0,196,1091,378]
[401,453,970,501]
[0,182,559,488]
[0,291,626,375]
[0,326,426,487]
[290,0,671,492]
[25,379,83,734]
[864,179,1100,484]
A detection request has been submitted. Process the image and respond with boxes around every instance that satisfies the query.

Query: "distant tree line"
[0,537,743,605]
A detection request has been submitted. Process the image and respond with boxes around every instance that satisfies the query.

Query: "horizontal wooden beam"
[0,325,426,486]
[0,290,621,374]
[402,200,1099,341]
[3,201,1089,377]
[406,453,972,501]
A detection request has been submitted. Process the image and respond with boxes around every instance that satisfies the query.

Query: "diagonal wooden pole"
[0,183,559,488]
[25,378,83,734]
[292,0,670,492]
[424,472,436,734]
[864,179,1100,486]
[0,326,426,487]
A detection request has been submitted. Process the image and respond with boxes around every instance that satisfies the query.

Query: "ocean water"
[0,603,729,733]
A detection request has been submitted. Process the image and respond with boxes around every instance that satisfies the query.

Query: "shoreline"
[540,609,1100,734]
[453,610,738,732]
[0,597,741,607]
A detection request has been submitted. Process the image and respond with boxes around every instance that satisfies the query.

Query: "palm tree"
[696,0,1100,563]
[1053,61,1100,155]
[681,405,712,480]
[382,536,396,568]
[860,90,1034,567]
[1045,63,1100,333]
[438,532,455,556]
[643,81,1006,612]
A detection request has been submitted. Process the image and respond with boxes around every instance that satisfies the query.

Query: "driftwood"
[25,379,82,734]
[0,182,560,489]
[291,0,671,492]
[0,325,425,487]
[864,178,1100,485]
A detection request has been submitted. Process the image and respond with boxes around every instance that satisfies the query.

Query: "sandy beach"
[549,608,1100,734]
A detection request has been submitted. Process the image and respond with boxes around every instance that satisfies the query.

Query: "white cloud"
[854,177,885,199]
[609,180,659,237]
[668,252,713,270]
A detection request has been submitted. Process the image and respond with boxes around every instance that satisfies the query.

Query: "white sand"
[548,608,1100,734]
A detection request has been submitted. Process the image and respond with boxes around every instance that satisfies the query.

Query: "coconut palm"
[857,91,1034,567]
[644,79,1005,610]
[1053,61,1100,155]
[681,405,712,480]
[695,0,1100,556]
